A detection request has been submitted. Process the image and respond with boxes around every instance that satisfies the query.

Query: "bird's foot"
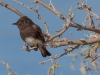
[22,44,38,52]
[31,47,38,51]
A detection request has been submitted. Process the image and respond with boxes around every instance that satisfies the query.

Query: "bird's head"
[13,16,33,30]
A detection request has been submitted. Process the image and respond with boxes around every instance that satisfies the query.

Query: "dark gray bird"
[13,16,51,57]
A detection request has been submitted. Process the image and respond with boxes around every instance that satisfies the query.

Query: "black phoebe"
[13,16,51,57]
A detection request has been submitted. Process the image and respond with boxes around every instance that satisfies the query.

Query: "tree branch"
[36,0,100,34]
[53,37,100,47]
[0,0,24,17]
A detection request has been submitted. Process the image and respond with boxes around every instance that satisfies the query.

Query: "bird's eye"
[18,20,24,25]
[21,20,24,23]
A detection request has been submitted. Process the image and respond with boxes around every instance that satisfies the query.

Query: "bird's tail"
[39,46,51,57]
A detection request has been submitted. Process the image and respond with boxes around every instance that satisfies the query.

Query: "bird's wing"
[32,24,45,42]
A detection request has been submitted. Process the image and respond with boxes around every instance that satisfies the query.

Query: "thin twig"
[0,57,17,75]
[39,45,79,64]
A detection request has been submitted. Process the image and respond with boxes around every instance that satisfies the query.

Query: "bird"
[13,16,51,57]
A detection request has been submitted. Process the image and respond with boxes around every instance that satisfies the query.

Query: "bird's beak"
[12,23,17,25]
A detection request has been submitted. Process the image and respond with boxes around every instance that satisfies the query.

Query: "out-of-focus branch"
[0,0,24,17]
[85,65,100,71]
[0,57,17,75]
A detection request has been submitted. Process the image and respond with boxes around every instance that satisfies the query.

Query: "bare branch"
[39,45,79,64]
[52,37,100,48]
[0,57,17,75]
[36,0,100,34]
[49,23,70,41]
[0,0,24,17]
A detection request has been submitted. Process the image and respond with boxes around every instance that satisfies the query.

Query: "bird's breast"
[25,37,42,46]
